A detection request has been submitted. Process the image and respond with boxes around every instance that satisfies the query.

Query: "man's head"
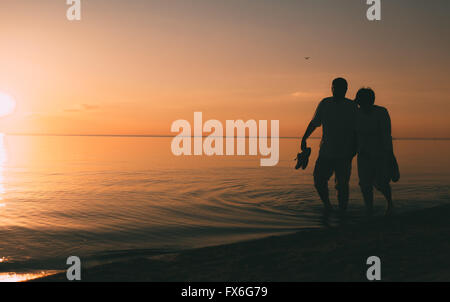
[355,88,375,110]
[331,78,348,98]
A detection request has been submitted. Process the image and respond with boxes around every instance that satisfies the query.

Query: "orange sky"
[0,0,449,138]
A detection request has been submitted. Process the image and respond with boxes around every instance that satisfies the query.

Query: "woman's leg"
[375,183,393,215]
[374,156,394,215]
[358,155,375,215]
[360,185,374,215]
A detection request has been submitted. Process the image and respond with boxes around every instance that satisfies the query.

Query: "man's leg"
[314,156,334,211]
[335,158,352,211]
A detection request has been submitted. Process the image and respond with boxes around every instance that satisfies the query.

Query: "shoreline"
[34,204,450,282]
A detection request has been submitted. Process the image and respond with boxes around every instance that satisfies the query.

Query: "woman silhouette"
[355,88,398,216]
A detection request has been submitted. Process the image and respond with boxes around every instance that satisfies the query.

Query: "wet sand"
[34,204,450,282]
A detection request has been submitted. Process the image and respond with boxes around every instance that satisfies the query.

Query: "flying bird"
[304,57,311,60]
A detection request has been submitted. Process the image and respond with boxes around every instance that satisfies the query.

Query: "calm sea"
[0,135,449,280]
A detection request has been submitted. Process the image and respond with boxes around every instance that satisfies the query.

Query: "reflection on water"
[0,136,448,280]
[0,271,60,282]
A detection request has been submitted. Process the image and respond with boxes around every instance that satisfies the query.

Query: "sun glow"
[0,271,61,282]
[0,93,16,117]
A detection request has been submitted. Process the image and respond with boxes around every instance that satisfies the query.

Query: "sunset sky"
[0,0,449,138]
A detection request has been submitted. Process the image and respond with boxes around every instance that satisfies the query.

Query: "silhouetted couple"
[301,78,397,216]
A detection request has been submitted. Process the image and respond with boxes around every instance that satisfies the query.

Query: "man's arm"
[301,122,318,151]
[301,101,323,151]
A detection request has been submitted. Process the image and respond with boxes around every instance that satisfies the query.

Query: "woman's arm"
[380,108,394,154]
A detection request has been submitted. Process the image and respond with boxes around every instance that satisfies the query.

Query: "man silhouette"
[301,78,357,212]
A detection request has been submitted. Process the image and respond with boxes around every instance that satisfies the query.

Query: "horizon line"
[2,133,450,141]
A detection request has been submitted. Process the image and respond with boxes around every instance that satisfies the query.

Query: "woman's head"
[355,88,375,110]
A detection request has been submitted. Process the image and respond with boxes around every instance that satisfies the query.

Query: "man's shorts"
[313,156,353,188]
[357,154,391,189]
